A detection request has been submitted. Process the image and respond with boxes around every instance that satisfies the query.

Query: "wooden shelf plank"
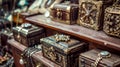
[8,39,60,67]
[26,15,120,51]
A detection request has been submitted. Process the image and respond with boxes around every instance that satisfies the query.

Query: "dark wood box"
[79,49,120,67]
[13,23,45,47]
[40,34,88,67]
[50,3,79,25]
[104,2,120,38]
[77,0,113,30]
[0,30,12,46]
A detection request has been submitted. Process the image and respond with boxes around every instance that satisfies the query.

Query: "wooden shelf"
[8,39,60,67]
[26,15,120,51]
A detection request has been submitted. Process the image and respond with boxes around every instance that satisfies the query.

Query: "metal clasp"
[92,51,111,67]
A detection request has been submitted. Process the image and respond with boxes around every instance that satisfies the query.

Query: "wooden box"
[40,34,88,67]
[79,49,120,67]
[77,0,113,30]
[104,1,120,38]
[13,23,45,47]
[50,3,79,24]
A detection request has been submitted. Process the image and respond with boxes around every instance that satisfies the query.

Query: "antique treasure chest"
[77,0,114,30]
[50,3,79,24]
[104,1,120,38]
[13,23,45,47]
[79,49,120,67]
[40,34,88,67]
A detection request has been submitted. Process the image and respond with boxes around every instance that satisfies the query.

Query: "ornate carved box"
[40,34,88,67]
[13,23,45,47]
[50,3,79,24]
[104,2,120,38]
[79,49,120,67]
[77,0,113,30]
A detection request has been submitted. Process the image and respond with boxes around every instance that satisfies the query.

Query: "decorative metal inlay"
[104,6,120,37]
[43,46,63,65]
[80,2,98,25]
[79,0,103,30]
[92,51,111,67]
[54,34,70,42]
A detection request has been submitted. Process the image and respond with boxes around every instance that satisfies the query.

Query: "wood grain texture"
[26,15,120,51]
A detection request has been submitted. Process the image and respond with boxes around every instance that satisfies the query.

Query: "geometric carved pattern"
[78,0,103,30]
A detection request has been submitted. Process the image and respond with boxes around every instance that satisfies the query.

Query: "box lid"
[106,5,120,14]
[80,49,120,66]
[52,3,78,12]
[13,23,44,37]
[41,34,84,54]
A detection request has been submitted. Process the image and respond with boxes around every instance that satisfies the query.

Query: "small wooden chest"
[40,34,88,67]
[104,1,120,38]
[13,23,45,47]
[50,3,79,24]
[79,49,120,67]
